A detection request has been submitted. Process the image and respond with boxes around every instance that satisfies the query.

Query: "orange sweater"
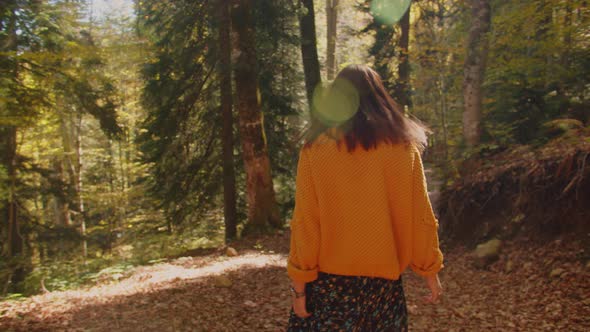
[287,135,444,282]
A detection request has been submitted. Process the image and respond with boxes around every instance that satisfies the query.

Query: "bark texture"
[326,0,339,80]
[299,0,322,108]
[393,8,411,110]
[1,3,26,288]
[219,0,237,241]
[462,0,491,146]
[231,0,281,233]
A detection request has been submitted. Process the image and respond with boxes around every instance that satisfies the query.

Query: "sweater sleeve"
[409,145,444,277]
[287,148,321,282]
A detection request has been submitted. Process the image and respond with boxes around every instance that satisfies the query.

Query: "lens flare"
[370,0,411,25]
[312,78,360,127]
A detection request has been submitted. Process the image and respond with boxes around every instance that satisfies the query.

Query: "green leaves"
[137,0,222,226]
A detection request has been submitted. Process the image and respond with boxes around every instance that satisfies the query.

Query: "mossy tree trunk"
[231,0,282,234]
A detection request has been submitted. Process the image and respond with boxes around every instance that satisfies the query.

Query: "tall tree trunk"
[120,126,131,231]
[1,3,26,289]
[73,113,87,258]
[393,7,411,110]
[562,1,572,68]
[434,4,449,160]
[60,112,87,257]
[50,157,71,226]
[535,1,553,87]
[117,139,127,230]
[326,0,339,80]
[439,73,449,160]
[106,139,116,252]
[231,0,281,234]
[462,0,490,147]
[299,0,322,108]
[219,0,237,241]
[117,140,125,192]
[3,127,25,285]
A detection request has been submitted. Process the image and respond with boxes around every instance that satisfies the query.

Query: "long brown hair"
[304,64,427,151]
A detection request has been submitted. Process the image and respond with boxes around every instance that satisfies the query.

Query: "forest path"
[1,232,588,331]
[1,173,589,331]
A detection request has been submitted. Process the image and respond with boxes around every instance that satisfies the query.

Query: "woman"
[287,65,444,331]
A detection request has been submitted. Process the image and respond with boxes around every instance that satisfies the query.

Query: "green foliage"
[0,0,142,295]
[137,0,304,226]
[359,0,398,92]
[130,226,222,264]
[408,0,588,173]
[13,213,224,297]
[137,0,222,227]
[484,0,590,145]
[19,255,134,295]
[0,9,122,279]
[254,0,304,216]
[3,0,587,301]
[410,0,466,165]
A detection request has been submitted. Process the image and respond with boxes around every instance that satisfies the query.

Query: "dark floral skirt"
[287,272,408,332]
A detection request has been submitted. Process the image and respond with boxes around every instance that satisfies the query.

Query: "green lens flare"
[370,0,411,25]
[312,79,360,127]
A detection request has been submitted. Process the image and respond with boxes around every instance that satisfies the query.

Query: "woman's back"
[288,134,442,282]
[287,64,443,331]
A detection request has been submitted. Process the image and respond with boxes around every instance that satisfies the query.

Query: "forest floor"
[2,169,589,331]
[0,232,589,332]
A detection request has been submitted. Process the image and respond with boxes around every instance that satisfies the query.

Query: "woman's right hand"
[423,274,443,304]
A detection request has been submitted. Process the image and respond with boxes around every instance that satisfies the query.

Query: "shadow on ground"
[1,238,589,331]
[1,264,291,332]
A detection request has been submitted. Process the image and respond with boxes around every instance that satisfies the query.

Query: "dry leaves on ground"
[0,233,588,331]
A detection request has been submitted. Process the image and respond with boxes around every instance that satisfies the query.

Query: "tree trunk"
[117,139,126,230]
[3,127,25,284]
[219,0,237,241]
[60,112,87,257]
[120,126,131,231]
[299,0,322,108]
[74,113,87,258]
[439,73,449,160]
[106,139,116,252]
[562,1,572,68]
[393,7,411,110]
[326,0,339,80]
[1,3,26,289]
[535,1,553,87]
[231,0,281,234]
[462,0,490,147]
[51,157,71,226]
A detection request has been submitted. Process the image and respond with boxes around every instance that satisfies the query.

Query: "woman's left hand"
[292,295,311,319]
[291,280,311,318]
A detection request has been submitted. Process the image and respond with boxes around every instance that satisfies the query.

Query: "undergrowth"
[439,126,590,245]
[2,217,225,301]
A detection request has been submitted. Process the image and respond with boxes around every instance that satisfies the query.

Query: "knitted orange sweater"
[287,135,444,282]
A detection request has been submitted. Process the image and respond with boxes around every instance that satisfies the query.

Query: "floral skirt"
[287,272,408,332]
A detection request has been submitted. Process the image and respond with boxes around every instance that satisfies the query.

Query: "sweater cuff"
[410,249,444,277]
[287,260,319,282]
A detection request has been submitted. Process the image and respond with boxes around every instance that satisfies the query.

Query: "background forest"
[1,0,588,305]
